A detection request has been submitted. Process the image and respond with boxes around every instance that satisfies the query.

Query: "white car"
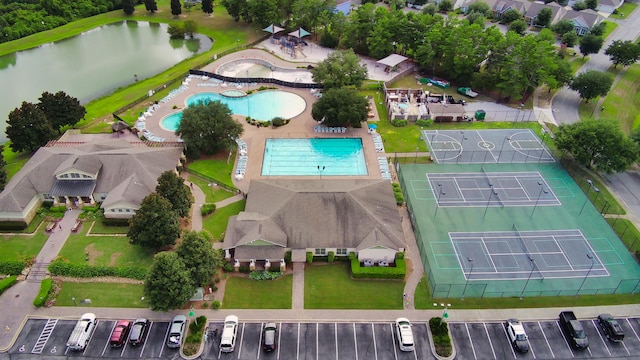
[395,318,415,352]
[506,318,529,353]
[220,315,239,353]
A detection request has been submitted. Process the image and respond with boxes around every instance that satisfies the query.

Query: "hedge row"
[0,276,18,295]
[48,260,147,280]
[0,260,27,275]
[350,258,406,279]
[33,278,52,307]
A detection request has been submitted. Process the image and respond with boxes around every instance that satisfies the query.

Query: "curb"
[426,321,456,360]
[0,315,40,353]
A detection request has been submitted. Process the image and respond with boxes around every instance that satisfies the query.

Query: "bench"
[71,220,82,233]
[46,222,56,232]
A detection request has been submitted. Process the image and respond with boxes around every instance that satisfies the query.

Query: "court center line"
[475,131,498,163]
[551,235,575,271]
[513,176,534,201]
[480,237,499,273]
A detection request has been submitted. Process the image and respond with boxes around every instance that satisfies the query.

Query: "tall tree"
[508,19,528,35]
[170,0,181,17]
[176,231,220,287]
[555,119,639,173]
[500,9,522,24]
[37,91,86,133]
[570,69,613,103]
[144,0,158,13]
[551,19,575,36]
[221,0,247,21]
[123,0,135,15]
[561,31,578,47]
[579,34,604,58]
[604,40,640,68]
[128,194,181,250]
[155,171,192,218]
[0,146,7,192]
[291,0,336,37]
[467,1,492,17]
[176,100,244,156]
[144,252,195,311]
[343,3,376,55]
[247,0,280,27]
[310,49,368,89]
[534,7,552,27]
[183,20,198,38]
[202,0,213,15]
[311,87,368,127]
[6,102,57,153]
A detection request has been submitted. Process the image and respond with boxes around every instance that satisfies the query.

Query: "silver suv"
[166,315,186,348]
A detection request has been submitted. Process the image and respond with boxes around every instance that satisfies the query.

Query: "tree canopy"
[144,251,195,311]
[569,70,613,103]
[604,40,640,68]
[0,146,6,192]
[176,231,221,287]
[143,0,158,13]
[122,0,135,15]
[170,0,181,16]
[128,193,181,250]
[6,102,57,153]
[311,87,368,127]
[37,91,86,133]
[555,119,639,173]
[155,171,192,218]
[310,49,368,89]
[579,34,604,58]
[176,100,244,157]
[535,8,552,28]
[202,0,213,14]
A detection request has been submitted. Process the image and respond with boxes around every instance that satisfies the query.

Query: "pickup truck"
[457,87,478,98]
[559,311,589,349]
[66,313,97,351]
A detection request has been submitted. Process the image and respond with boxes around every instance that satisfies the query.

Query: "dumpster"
[475,110,486,121]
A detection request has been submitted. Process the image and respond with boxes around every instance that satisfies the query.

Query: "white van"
[66,313,97,351]
[395,318,415,352]
[220,315,239,353]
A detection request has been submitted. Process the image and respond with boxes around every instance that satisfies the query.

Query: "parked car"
[395,318,415,352]
[109,320,131,347]
[129,318,150,346]
[559,311,589,349]
[597,314,625,342]
[506,319,529,353]
[220,315,239,353]
[66,313,97,351]
[166,315,186,348]
[262,323,277,352]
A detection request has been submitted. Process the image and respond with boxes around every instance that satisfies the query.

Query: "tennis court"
[398,161,640,298]
[423,129,555,164]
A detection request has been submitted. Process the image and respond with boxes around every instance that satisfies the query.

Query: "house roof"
[563,9,603,28]
[525,2,563,20]
[377,54,408,68]
[223,179,405,257]
[0,138,183,212]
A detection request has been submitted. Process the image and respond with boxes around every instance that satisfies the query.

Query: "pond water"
[0,20,213,142]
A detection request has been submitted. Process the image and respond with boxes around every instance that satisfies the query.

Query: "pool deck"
[139,49,390,194]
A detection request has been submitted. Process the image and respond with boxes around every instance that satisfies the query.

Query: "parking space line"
[465,323,478,360]
[591,319,611,356]
[554,322,574,358]
[237,322,245,360]
[626,318,640,342]
[257,322,264,360]
[390,323,398,360]
[371,323,378,360]
[483,323,497,359]
[621,337,630,355]
[277,322,283,360]
[82,319,99,357]
[353,323,358,360]
[335,323,338,360]
[316,323,319,360]
[296,323,300,360]
[159,320,171,358]
[537,322,554,358]
[120,338,128,357]
[100,321,116,357]
[500,322,518,359]
[139,321,152,358]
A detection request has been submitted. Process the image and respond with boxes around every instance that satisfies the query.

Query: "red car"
[109,320,131,347]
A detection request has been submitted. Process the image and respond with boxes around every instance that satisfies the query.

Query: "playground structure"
[274,36,308,59]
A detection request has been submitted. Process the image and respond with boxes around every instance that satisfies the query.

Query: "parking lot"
[450,317,640,359]
[8,318,180,359]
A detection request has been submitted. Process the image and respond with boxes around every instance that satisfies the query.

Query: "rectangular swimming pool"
[262,138,367,176]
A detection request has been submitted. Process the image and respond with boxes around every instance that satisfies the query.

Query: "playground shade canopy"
[263,24,285,34]
[377,54,408,68]
[289,27,311,38]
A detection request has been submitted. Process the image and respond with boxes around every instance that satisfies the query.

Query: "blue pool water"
[160,90,306,131]
[262,138,367,176]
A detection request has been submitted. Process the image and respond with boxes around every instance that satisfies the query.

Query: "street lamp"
[530,182,548,218]
[592,186,601,210]
[458,131,468,163]
[434,183,446,217]
[317,165,325,179]
[500,135,512,163]
[576,253,595,296]
[520,256,536,299]
[483,185,498,219]
[579,180,595,215]
[461,257,473,300]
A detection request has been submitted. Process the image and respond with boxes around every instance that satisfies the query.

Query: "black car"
[129,318,150,346]
[597,314,625,342]
[262,323,277,352]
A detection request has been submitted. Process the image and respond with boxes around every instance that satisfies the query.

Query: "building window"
[100,195,106,200]
[71,173,80,178]
[315,248,326,256]
[60,174,68,178]
[336,248,347,255]
[125,209,131,212]
[118,209,122,212]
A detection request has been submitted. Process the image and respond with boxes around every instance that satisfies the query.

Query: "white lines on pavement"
[592,319,611,356]
[296,323,300,360]
[500,323,518,359]
[83,319,99,357]
[237,322,245,360]
[100,321,116,357]
[483,323,497,360]
[626,318,640,342]
[277,321,283,360]
[316,323,319,360]
[335,323,339,360]
[390,323,398,360]
[139,321,152,358]
[353,323,358,360]
[465,323,478,360]
[158,321,170,358]
[372,323,378,360]
[256,322,264,360]
[555,321,574,358]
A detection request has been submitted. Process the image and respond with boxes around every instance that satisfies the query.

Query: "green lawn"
[2,145,31,181]
[0,232,48,261]
[222,275,292,309]
[600,63,640,134]
[202,200,245,241]
[55,282,146,308]
[187,156,237,190]
[607,217,640,252]
[568,56,589,74]
[57,229,154,267]
[610,2,638,19]
[573,169,625,215]
[304,262,405,309]
[601,21,619,40]
[88,218,128,234]
[189,175,236,203]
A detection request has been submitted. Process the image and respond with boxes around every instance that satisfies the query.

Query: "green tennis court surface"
[399,160,640,298]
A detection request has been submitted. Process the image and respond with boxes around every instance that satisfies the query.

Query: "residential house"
[596,0,623,14]
[563,9,603,35]
[525,2,565,26]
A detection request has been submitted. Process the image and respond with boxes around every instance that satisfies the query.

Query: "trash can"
[475,110,486,121]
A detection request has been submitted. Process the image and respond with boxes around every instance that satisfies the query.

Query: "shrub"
[0,276,18,295]
[306,252,313,263]
[430,317,453,357]
[348,252,356,260]
[202,302,208,308]
[222,262,235,272]
[416,119,434,127]
[271,117,285,127]
[429,317,448,336]
[350,258,406,279]
[392,183,404,205]
[284,251,292,263]
[0,260,27,275]
[238,266,250,273]
[396,252,405,260]
[48,260,147,280]
[328,251,335,263]
[211,300,221,309]
[391,119,408,127]
[33,278,52,307]
[201,203,216,216]
[249,270,283,280]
